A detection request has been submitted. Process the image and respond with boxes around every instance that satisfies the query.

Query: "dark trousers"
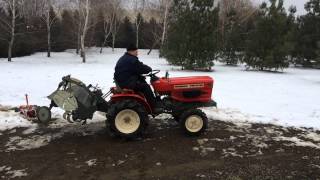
[120,79,156,107]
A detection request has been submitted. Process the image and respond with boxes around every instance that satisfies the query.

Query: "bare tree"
[99,8,113,53]
[0,0,20,62]
[74,0,91,63]
[132,0,146,48]
[99,0,122,53]
[219,0,256,33]
[40,0,60,57]
[159,0,171,46]
[146,0,172,54]
[81,0,89,63]
[110,0,122,52]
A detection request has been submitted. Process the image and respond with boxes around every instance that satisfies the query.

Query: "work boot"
[152,102,164,114]
[153,107,163,114]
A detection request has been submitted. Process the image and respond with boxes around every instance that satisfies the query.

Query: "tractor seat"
[113,82,134,94]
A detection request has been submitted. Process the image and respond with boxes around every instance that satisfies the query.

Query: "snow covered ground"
[0,48,320,131]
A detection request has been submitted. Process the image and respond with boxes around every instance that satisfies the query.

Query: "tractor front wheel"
[179,109,208,136]
[106,99,148,139]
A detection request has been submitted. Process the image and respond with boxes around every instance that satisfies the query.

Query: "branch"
[0,36,9,42]
[0,17,12,29]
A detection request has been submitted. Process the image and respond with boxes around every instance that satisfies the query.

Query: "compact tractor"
[36,71,216,138]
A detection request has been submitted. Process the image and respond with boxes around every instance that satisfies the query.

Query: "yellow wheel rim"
[185,115,203,133]
[115,109,141,134]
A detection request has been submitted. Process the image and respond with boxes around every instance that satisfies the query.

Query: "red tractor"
[106,70,216,138]
[39,71,216,139]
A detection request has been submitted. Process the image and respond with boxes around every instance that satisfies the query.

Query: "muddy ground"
[0,116,320,180]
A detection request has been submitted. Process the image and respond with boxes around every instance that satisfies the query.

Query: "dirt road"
[0,116,320,180]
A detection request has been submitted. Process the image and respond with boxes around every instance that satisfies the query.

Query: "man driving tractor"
[114,44,162,113]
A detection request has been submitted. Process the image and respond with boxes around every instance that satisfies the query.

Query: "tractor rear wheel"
[106,99,148,139]
[179,109,207,136]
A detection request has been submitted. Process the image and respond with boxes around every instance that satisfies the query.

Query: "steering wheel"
[145,70,160,77]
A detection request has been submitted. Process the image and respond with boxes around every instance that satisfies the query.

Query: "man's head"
[127,44,138,57]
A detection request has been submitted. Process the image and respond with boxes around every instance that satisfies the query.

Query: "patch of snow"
[197,138,209,146]
[0,166,6,172]
[22,127,37,135]
[264,127,284,136]
[196,174,206,178]
[0,48,320,130]
[303,132,320,142]
[5,135,53,151]
[117,160,125,166]
[203,147,215,152]
[229,136,237,140]
[210,138,224,142]
[0,166,28,179]
[9,129,16,134]
[225,126,245,133]
[7,169,28,178]
[192,147,200,151]
[253,141,268,149]
[310,164,320,169]
[275,148,285,153]
[222,148,243,158]
[0,111,37,131]
[274,136,320,149]
[85,159,97,167]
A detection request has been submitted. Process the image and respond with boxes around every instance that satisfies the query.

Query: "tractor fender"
[110,94,152,113]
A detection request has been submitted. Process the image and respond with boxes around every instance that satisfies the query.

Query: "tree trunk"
[80,0,89,63]
[161,1,169,46]
[100,41,105,54]
[8,41,13,62]
[76,27,81,54]
[136,24,139,48]
[100,36,107,54]
[100,45,103,54]
[147,39,159,55]
[81,35,86,63]
[47,25,51,57]
[8,0,16,62]
[112,34,115,52]
[46,0,51,57]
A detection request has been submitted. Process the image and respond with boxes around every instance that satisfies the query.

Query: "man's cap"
[127,44,138,51]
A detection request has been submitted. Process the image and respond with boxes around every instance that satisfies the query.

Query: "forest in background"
[0,0,319,71]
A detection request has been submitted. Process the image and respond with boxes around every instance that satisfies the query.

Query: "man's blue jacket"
[114,52,152,87]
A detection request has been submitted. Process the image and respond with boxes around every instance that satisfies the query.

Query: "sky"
[253,0,309,15]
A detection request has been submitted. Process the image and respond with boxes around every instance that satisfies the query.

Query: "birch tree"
[40,0,59,57]
[110,0,122,52]
[99,0,122,53]
[133,0,146,48]
[77,0,90,63]
[159,0,171,46]
[147,0,172,54]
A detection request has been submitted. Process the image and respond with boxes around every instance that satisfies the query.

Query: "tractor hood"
[152,76,214,103]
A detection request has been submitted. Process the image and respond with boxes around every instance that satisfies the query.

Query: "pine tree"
[294,0,320,67]
[59,10,77,50]
[162,0,219,70]
[94,9,106,48]
[0,7,9,58]
[117,16,135,48]
[244,0,293,71]
[221,8,244,65]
